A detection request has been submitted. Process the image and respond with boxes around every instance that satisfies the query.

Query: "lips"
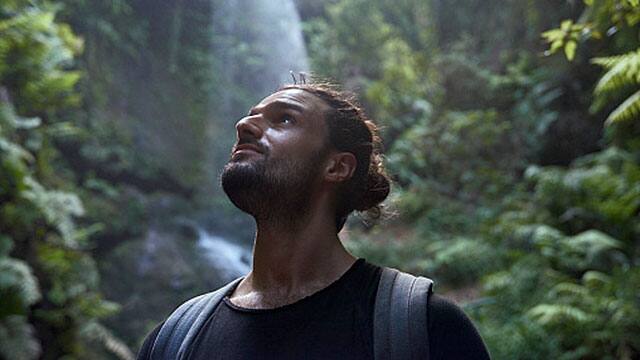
[231,141,266,160]
[233,143,262,154]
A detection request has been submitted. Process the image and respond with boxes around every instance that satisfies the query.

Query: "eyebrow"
[249,100,305,115]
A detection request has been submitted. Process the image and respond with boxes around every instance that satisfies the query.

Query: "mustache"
[232,137,268,154]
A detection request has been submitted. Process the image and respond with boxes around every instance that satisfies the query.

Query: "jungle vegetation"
[1,0,638,359]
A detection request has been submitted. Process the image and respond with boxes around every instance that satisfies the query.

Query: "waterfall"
[243,0,310,91]
[196,228,251,281]
[215,0,309,96]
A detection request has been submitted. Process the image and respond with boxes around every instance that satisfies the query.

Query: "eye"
[280,115,295,124]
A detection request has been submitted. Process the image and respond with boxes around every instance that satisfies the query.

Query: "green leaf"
[528,304,592,325]
[549,282,588,297]
[582,271,610,288]
[564,40,577,61]
[592,49,640,95]
[606,89,640,124]
[550,39,563,53]
[563,230,623,266]
[0,258,41,309]
[541,29,564,41]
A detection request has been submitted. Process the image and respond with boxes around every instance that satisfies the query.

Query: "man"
[137,82,490,359]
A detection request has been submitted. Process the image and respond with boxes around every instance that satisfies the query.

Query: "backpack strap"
[374,267,434,360]
[150,277,243,360]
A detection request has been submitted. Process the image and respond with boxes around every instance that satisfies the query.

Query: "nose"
[235,115,264,140]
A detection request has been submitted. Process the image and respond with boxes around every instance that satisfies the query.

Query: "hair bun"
[354,165,391,212]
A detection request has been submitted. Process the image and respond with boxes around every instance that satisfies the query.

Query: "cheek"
[267,130,318,154]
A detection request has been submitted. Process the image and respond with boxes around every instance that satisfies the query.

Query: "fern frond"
[0,258,41,306]
[592,49,640,95]
[605,89,640,124]
[528,304,592,325]
[582,270,610,288]
[565,229,622,257]
[591,52,631,69]
[549,282,588,297]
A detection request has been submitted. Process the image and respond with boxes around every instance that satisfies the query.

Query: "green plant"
[592,49,640,124]
[0,1,129,358]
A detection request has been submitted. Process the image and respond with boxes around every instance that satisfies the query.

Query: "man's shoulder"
[137,321,162,360]
[135,292,211,360]
[135,278,243,360]
[427,294,491,359]
[428,294,470,328]
[376,266,490,359]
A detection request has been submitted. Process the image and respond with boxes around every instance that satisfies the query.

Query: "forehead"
[255,88,329,118]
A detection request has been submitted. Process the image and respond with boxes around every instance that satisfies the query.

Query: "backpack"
[150,267,434,360]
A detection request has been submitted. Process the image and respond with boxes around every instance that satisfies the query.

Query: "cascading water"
[196,228,251,280]
[237,0,310,91]
[215,0,309,101]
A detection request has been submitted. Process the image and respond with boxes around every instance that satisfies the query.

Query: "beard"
[220,148,327,226]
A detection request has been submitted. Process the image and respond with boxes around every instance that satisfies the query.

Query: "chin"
[220,161,264,215]
[220,155,317,222]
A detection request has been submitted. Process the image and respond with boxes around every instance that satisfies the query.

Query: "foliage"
[307,0,640,358]
[592,49,640,124]
[56,0,215,197]
[2,0,639,358]
[0,3,82,115]
[542,19,586,61]
[416,237,502,287]
[389,109,521,220]
[543,0,640,126]
[478,148,640,359]
[0,1,129,358]
[308,0,568,234]
[306,0,436,144]
[543,0,640,59]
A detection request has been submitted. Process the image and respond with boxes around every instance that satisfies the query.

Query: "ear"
[324,152,357,183]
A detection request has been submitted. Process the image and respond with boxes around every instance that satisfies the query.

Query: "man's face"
[220,88,331,221]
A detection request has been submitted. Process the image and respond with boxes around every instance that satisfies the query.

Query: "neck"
[241,202,356,295]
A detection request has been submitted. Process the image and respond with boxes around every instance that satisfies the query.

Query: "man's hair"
[279,82,391,231]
